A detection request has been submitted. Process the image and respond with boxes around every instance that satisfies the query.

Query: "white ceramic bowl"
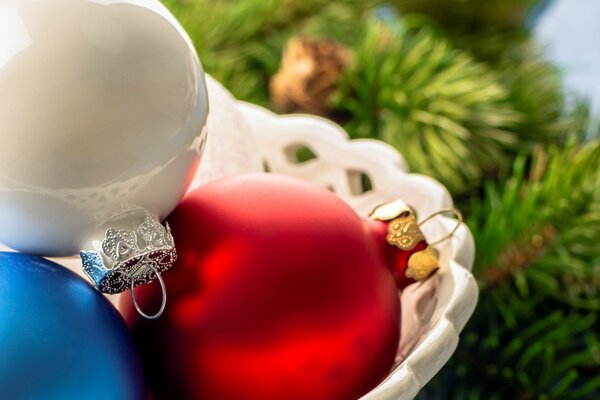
[237,102,478,400]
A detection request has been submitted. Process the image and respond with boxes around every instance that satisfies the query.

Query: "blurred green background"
[162,0,600,398]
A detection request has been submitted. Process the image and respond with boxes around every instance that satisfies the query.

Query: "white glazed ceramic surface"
[191,75,264,187]
[237,103,478,400]
[0,0,208,256]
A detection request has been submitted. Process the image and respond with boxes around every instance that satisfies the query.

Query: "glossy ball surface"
[123,173,399,400]
[0,252,146,399]
[0,0,208,256]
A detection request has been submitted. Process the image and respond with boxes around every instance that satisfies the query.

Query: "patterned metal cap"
[80,214,176,295]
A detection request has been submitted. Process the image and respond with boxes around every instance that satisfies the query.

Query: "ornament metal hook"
[418,208,463,246]
[129,265,167,320]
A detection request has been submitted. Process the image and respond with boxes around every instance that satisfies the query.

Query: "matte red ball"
[123,173,400,400]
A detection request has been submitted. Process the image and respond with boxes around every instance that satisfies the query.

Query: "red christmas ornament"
[122,174,435,400]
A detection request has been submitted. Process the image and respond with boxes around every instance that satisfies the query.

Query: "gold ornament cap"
[370,200,463,282]
[406,246,439,280]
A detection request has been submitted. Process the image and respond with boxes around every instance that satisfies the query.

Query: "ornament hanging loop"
[129,265,167,320]
[418,208,463,246]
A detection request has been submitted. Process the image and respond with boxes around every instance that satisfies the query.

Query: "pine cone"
[270,37,351,116]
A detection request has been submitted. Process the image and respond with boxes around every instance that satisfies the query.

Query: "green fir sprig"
[334,19,523,193]
[162,0,378,104]
[421,141,600,398]
[454,31,590,145]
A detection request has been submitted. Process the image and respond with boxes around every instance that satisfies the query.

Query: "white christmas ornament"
[0,0,208,258]
[191,75,264,188]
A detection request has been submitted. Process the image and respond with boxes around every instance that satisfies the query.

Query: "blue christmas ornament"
[0,252,146,400]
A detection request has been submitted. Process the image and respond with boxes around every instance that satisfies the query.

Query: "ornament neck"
[367,218,430,289]
[368,200,445,289]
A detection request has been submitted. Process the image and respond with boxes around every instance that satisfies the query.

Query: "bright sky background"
[534,0,600,122]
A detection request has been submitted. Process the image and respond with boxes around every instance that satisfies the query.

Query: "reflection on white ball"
[0,0,208,256]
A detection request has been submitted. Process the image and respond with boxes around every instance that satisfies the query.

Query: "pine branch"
[453,31,590,146]
[421,140,600,398]
[479,224,557,289]
[470,141,600,297]
[162,0,379,104]
[334,18,523,193]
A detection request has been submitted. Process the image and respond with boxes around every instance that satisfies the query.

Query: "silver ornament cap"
[80,208,176,319]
